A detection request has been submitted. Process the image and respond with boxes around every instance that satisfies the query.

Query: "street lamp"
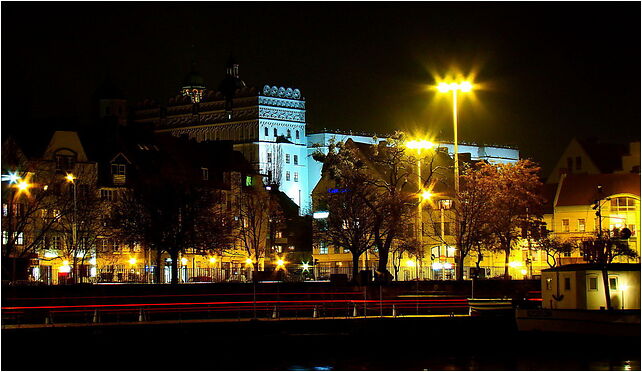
[65,173,77,282]
[438,199,453,280]
[437,80,474,279]
[406,139,436,280]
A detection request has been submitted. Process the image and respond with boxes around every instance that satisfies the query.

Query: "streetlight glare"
[2,171,21,184]
[65,173,76,183]
[406,139,435,150]
[16,180,31,191]
[129,257,137,265]
[435,80,474,93]
[420,190,433,201]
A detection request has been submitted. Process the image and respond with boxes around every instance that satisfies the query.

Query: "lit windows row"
[264,127,302,140]
[285,171,299,182]
[266,153,299,165]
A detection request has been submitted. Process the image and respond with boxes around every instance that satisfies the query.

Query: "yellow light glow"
[245,258,253,265]
[209,257,217,264]
[520,269,528,275]
[181,257,188,265]
[435,80,475,93]
[62,260,69,266]
[459,81,473,92]
[405,259,416,267]
[437,82,451,93]
[276,259,285,266]
[65,173,75,183]
[302,262,310,271]
[128,258,137,265]
[406,139,435,150]
[621,284,629,291]
[509,261,522,268]
[420,190,433,201]
[43,185,49,191]
[17,180,31,191]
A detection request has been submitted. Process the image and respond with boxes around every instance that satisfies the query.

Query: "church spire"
[181,60,205,103]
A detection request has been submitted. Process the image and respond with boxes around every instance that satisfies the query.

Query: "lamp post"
[65,173,77,282]
[438,199,453,280]
[437,81,473,279]
[406,140,435,280]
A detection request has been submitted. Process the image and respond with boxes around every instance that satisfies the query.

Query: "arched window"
[264,127,268,136]
[274,128,278,137]
[295,130,300,139]
[287,129,291,138]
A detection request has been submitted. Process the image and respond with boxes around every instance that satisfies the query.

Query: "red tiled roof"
[556,173,641,207]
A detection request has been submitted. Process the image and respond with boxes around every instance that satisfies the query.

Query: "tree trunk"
[601,266,612,310]
[376,247,391,283]
[170,250,179,285]
[503,247,510,280]
[154,250,162,284]
[351,252,360,284]
[457,253,465,281]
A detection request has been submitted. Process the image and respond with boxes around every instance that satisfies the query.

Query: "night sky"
[2,2,640,174]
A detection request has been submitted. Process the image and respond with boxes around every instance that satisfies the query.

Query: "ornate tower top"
[181,61,205,103]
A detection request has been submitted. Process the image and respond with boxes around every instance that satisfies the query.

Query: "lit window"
[2,231,7,245]
[51,236,61,250]
[611,197,636,212]
[285,154,291,164]
[286,171,290,181]
[100,189,114,201]
[294,172,299,182]
[15,232,24,245]
[293,155,298,165]
[588,276,598,291]
[201,167,209,181]
[562,219,570,232]
[609,277,618,291]
[578,219,586,232]
[319,241,328,254]
[111,164,126,184]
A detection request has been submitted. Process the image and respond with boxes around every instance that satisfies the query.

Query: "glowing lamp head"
[245,258,253,265]
[62,260,69,266]
[459,81,473,92]
[437,82,451,93]
[3,172,20,184]
[406,140,435,150]
[181,257,188,265]
[128,258,137,265]
[65,173,75,183]
[16,180,31,191]
[520,269,528,275]
[420,190,433,201]
[302,262,310,271]
[276,259,285,266]
[209,257,217,264]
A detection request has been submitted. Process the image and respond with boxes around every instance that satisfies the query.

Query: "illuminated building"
[134,57,309,213]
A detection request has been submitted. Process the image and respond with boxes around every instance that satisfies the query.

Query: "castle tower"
[180,61,205,103]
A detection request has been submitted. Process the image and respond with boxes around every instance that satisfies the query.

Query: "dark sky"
[3,2,640,174]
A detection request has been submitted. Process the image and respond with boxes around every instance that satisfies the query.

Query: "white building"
[134,60,520,215]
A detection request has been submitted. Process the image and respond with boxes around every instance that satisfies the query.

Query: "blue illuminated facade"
[133,61,519,216]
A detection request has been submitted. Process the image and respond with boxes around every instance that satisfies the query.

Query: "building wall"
[541,269,640,310]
